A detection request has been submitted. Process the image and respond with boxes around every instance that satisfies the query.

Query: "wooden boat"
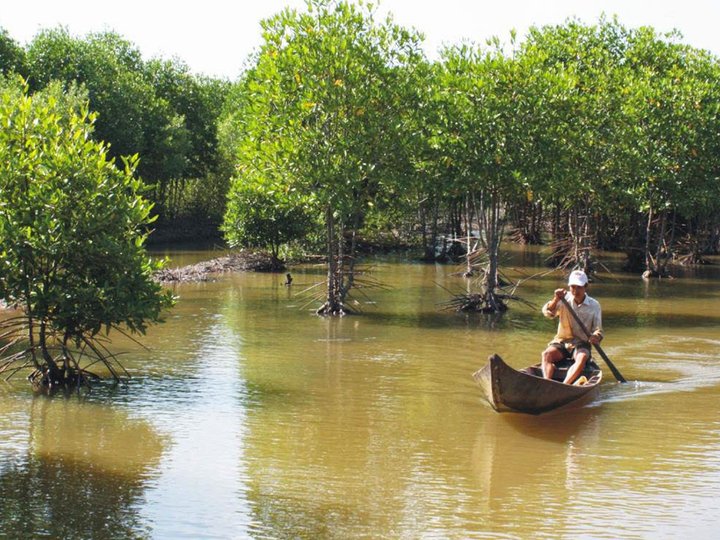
[473,354,602,415]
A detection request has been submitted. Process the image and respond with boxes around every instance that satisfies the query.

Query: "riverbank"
[153,250,276,283]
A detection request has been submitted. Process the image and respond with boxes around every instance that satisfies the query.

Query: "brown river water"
[1,246,720,539]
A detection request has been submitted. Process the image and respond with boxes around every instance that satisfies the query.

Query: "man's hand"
[547,288,566,312]
[589,334,601,345]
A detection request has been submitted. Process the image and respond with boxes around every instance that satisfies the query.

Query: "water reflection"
[0,396,164,539]
[2,251,720,537]
[138,317,253,539]
[471,387,720,538]
[472,409,600,528]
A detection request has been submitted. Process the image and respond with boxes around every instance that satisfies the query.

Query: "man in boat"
[541,269,603,385]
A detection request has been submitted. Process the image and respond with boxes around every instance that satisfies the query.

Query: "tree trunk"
[581,210,592,273]
[643,204,657,277]
[323,206,341,314]
[653,210,668,274]
[318,205,352,316]
[39,319,63,383]
[419,199,430,260]
[482,191,506,313]
[464,195,474,277]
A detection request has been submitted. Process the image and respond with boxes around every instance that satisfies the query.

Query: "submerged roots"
[298,262,389,317]
[441,291,509,313]
[315,301,356,317]
[27,366,103,394]
[0,316,131,393]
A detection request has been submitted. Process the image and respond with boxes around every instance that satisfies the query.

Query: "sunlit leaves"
[23,28,229,221]
[0,76,174,342]
[222,179,315,264]
[228,0,422,212]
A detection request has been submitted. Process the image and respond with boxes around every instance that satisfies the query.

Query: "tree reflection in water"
[0,396,164,539]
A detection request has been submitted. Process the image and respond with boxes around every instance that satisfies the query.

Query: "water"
[1,249,720,538]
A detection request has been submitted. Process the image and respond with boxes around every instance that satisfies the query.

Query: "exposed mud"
[153,250,277,283]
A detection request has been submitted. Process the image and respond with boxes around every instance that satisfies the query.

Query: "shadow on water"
[0,395,165,539]
[0,455,153,540]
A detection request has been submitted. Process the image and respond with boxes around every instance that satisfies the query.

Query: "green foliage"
[519,19,632,208]
[26,29,152,163]
[227,0,423,214]
[218,8,720,290]
[0,76,174,383]
[144,59,232,222]
[4,9,718,295]
[24,28,230,224]
[223,180,315,265]
[622,31,720,216]
[435,42,538,198]
[0,27,28,77]
[509,18,720,268]
[145,59,230,179]
[222,0,424,311]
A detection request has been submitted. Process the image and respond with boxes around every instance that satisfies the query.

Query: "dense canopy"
[2,2,720,320]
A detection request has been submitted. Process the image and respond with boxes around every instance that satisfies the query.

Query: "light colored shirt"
[542,292,603,346]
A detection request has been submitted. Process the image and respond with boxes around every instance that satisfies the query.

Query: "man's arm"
[542,288,566,318]
[589,304,603,344]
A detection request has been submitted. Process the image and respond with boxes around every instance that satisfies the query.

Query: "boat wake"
[596,336,720,405]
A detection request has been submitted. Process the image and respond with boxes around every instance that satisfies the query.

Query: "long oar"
[560,296,627,383]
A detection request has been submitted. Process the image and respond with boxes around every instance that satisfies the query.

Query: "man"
[541,269,603,385]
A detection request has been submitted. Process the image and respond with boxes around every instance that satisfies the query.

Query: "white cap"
[568,270,588,287]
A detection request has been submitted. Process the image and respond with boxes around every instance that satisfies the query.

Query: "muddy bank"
[154,250,276,283]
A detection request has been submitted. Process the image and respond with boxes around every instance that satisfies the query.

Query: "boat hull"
[473,354,602,415]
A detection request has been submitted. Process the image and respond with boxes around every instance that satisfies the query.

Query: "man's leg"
[563,348,590,384]
[541,345,565,380]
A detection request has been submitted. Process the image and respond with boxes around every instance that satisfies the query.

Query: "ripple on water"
[594,335,720,406]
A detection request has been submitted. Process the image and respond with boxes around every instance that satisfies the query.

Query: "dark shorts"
[549,341,592,361]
